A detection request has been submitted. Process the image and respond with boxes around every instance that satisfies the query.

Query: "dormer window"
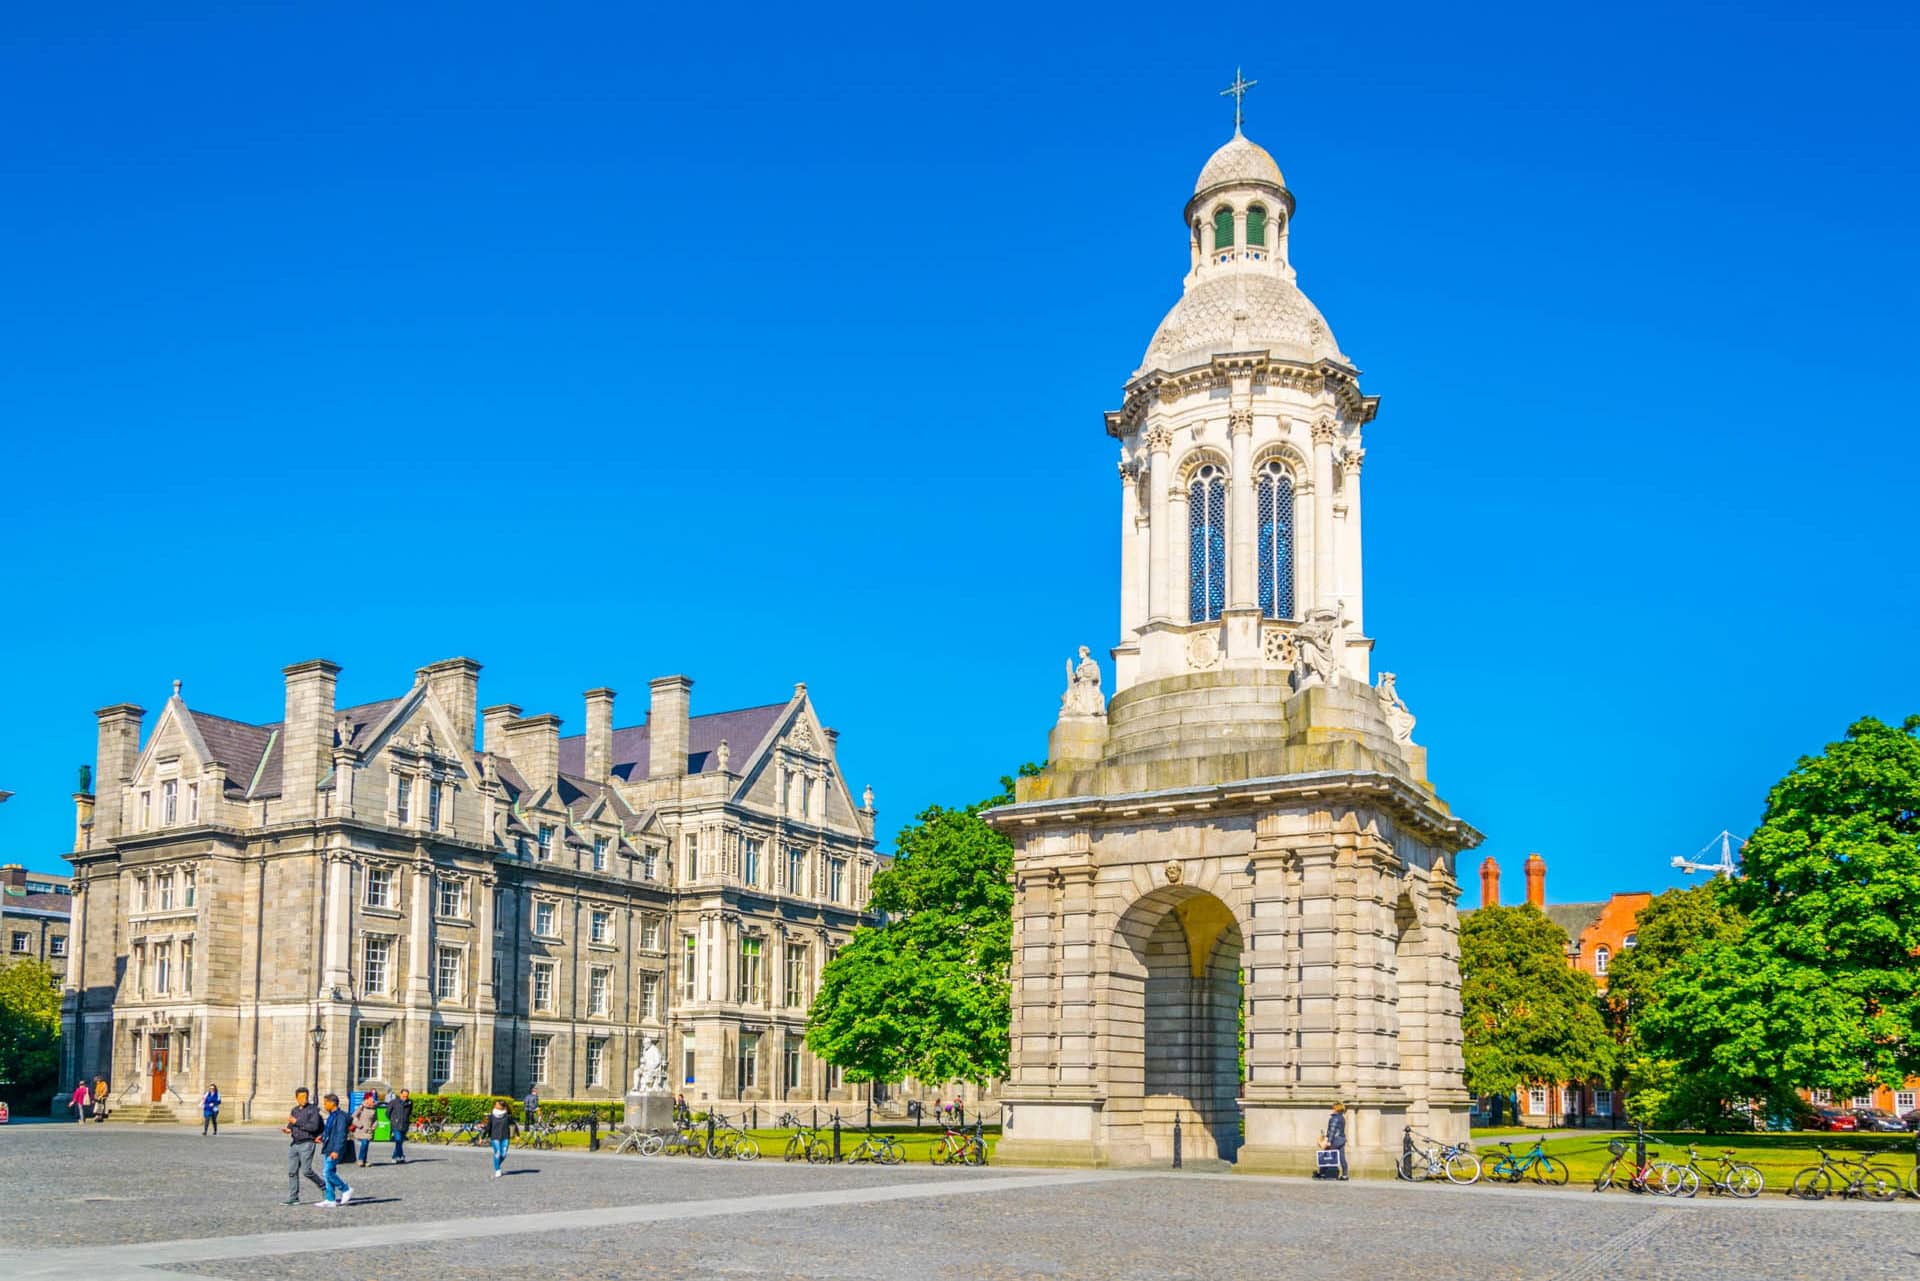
[537,825,553,861]
[395,776,412,825]
[1212,206,1235,259]
[592,836,608,872]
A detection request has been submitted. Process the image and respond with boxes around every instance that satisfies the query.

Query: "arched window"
[1246,205,1267,248]
[1256,460,1295,619]
[1188,463,1227,622]
[1212,206,1235,257]
[1594,946,1611,976]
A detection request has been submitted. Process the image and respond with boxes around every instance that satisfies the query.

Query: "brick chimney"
[1479,856,1500,908]
[481,704,521,758]
[647,676,692,780]
[420,657,482,753]
[92,703,147,843]
[503,713,562,794]
[1524,852,1547,910]
[281,660,340,821]
[584,688,617,782]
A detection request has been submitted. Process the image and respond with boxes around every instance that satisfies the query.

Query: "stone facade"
[987,121,1482,1175]
[63,660,881,1120]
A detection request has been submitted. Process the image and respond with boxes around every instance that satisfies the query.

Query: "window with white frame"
[684,831,700,876]
[529,1035,551,1085]
[1896,1091,1916,1112]
[785,1036,803,1095]
[737,1032,759,1091]
[736,937,764,1005]
[435,946,461,1000]
[1528,1086,1548,1115]
[742,837,761,887]
[587,1037,607,1088]
[436,877,467,919]
[784,943,806,1008]
[827,857,846,903]
[133,874,147,912]
[641,915,661,950]
[641,972,661,1019]
[130,942,144,993]
[1623,932,1637,948]
[592,836,608,872]
[589,967,610,1016]
[427,781,443,831]
[153,941,172,994]
[532,962,554,1011]
[187,782,198,821]
[140,791,151,829]
[10,931,29,954]
[49,935,67,957]
[357,1024,385,1082]
[182,868,196,907]
[786,846,806,894]
[681,934,697,1001]
[534,901,556,938]
[1812,1089,1833,1104]
[1853,1094,1873,1109]
[1595,1089,1614,1116]
[536,825,553,861]
[162,779,178,825]
[641,847,658,880]
[156,871,175,911]
[1594,946,1610,976]
[395,776,412,825]
[180,940,193,993]
[590,909,612,945]
[366,867,395,909]
[363,936,391,996]
[430,1027,457,1089]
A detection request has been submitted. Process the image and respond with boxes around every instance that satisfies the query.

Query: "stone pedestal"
[624,1091,673,1132]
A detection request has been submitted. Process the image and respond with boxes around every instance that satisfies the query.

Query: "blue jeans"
[491,1138,509,1171]
[356,1139,370,1164]
[392,1134,406,1161]
[322,1154,352,1202]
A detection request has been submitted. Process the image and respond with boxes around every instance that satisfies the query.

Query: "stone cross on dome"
[1220,67,1257,135]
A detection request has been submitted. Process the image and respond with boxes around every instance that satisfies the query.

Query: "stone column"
[1312,419,1337,612]
[321,850,352,997]
[1228,408,1256,610]
[1339,447,1365,633]
[1144,425,1173,620]
[405,859,432,1085]
[1118,458,1143,636]
[473,876,497,1095]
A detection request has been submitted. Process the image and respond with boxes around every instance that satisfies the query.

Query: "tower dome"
[1193,134,1285,196]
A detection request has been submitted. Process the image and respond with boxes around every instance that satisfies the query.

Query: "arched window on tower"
[1257,460,1296,619]
[1212,206,1235,260]
[1188,463,1227,622]
[1246,205,1267,249]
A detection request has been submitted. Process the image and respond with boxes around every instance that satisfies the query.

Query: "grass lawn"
[1472,1129,1920,1194]
[1468,1125,1542,1138]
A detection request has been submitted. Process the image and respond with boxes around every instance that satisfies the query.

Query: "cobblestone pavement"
[2,1126,1916,1279]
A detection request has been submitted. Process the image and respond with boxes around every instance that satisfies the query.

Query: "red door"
[149,1035,170,1102]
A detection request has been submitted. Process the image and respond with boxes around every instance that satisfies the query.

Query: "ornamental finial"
[1221,68,1257,136]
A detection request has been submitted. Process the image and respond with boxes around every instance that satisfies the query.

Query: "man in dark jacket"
[282,1088,327,1205]
[387,1089,413,1164]
[318,1093,355,1207]
[1326,1102,1349,1180]
[523,1086,540,1128]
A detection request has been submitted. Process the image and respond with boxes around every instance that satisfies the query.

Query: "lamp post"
[309,1020,325,1095]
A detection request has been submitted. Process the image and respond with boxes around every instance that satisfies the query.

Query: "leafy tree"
[806,768,1035,1087]
[1638,716,1920,1117]
[1602,882,1746,1038]
[1459,905,1615,1099]
[0,959,63,1096]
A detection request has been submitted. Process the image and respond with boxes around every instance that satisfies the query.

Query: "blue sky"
[2,2,1916,905]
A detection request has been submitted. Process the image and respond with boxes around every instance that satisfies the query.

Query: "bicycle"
[1592,1137,1661,1193]
[612,1125,667,1156]
[848,1131,906,1165]
[1484,1139,1568,1186]
[704,1115,759,1161]
[1657,1144,1764,1199]
[929,1127,987,1167]
[1789,1146,1902,1202]
[1397,1129,1480,1185]
[783,1124,832,1164]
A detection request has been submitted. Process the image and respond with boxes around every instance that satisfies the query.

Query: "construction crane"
[1671,829,1744,878]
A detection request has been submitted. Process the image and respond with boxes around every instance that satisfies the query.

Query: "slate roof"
[2,889,73,914]
[556,702,789,781]
[186,710,279,798]
[1544,902,1607,945]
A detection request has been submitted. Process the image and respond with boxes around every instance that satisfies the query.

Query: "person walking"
[318,1093,355,1207]
[1326,1101,1349,1181]
[387,1089,412,1164]
[201,1083,222,1136]
[282,1088,327,1205]
[486,1098,518,1178]
[523,1086,540,1128]
[93,1076,110,1122]
[70,1080,90,1123]
[351,1092,379,1167]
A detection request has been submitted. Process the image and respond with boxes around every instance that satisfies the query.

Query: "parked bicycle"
[1484,1139,1568,1186]
[1397,1128,1480,1185]
[848,1131,906,1166]
[1656,1145,1764,1199]
[783,1123,832,1164]
[1592,1137,1660,1193]
[612,1125,666,1156]
[929,1127,987,1167]
[1789,1146,1902,1202]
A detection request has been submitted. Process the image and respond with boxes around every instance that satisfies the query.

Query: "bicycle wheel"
[1658,1164,1700,1198]
[1789,1167,1831,1201]
[930,1140,949,1166]
[734,1137,759,1162]
[1444,1151,1481,1186]
[1592,1160,1616,1192]
[1859,1167,1900,1203]
[783,1134,807,1163]
[883,1139,906,1166]
[966,1138,988,1167]
[807,1137,832,1164]
[1725,1163,1763,1199]
[1533,1157,1569,1187]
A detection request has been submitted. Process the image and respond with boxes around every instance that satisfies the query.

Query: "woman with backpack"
[352,1093,380,1166]
[485,1098,518,1178]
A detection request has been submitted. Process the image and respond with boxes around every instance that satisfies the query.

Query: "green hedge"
[410,1094,623,1125]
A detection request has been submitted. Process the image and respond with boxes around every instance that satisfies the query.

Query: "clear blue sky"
[3,2,1916,906]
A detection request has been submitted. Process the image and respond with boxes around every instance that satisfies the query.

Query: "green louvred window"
[1213,207,1235,254]
[1246,206,1267,248]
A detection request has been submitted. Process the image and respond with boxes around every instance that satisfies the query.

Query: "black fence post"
[866,1097,872,1131]
[1172,1113,1183,1169]
[706,1112,715,1158]
[590,1112,600,1152]
[812,1105,818,1131]
[1400,1124,1412,1178]
[832,1110,842,1162]
[973,1115,984,1165]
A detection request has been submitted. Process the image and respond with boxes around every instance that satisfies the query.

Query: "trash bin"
[373,1104,391,1143]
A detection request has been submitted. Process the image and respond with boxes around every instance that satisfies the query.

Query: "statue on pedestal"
[1376,672,1416,744]
[1059,646,1107,718]
[1292,608,1345,691]
[633,1037,667,1095]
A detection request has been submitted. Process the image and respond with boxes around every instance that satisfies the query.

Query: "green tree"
[805,769,1034,1087]
[1602,882,1746,1038]
[1638,716,1920,1117]
[1459,905,1615,1099]
[0,959,63,1096]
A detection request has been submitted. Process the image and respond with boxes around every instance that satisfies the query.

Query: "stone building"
[63,660,881,1120]
[988,104,1483,1173]
[3,864,72,980]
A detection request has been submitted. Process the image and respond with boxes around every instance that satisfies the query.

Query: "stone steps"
[109,1102,191,1124]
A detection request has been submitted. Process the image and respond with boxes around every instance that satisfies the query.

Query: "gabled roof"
[185,710,279,798]
[1544,902,1607,944]
[556,702,789,780]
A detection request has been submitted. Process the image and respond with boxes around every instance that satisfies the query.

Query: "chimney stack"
[420,658,482,753]
[503,713,562,794]
[584,688,617,782]
[647,676,693,780]
[1479,856,1500,908]
[1524,852,1547,910]
[281,660,340,820]
[92,703,145,843]
[481,704,521,758]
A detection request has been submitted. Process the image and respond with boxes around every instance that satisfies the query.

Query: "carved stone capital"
[1143,425,1174,453]
[1341,447,1366,473]
[1311,418,1338,446]
[1228,407,1255,436]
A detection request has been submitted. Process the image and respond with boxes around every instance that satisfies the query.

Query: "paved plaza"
[1,1124,1916,1279]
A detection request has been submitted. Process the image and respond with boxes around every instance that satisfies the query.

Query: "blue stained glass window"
[1188,465,1227,622]
[1257,462,1296,619]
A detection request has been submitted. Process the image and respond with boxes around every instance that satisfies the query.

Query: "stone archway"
[1109,886,1245,1164]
